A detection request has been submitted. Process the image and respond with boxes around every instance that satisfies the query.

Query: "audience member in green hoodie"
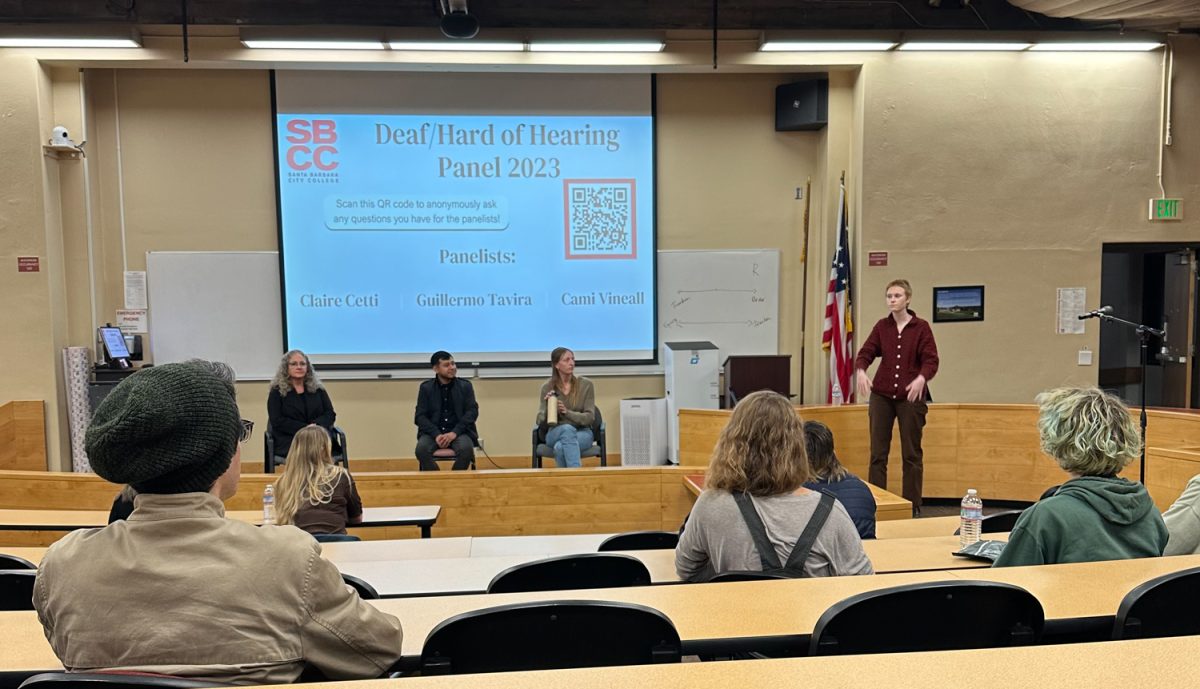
[993,387,1167,568]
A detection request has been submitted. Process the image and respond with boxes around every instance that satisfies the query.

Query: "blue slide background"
[277,114,655,362]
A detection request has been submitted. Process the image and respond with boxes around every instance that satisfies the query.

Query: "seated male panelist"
[414,351,480,471]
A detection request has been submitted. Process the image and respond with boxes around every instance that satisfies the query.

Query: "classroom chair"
[707,571,792,583]
[487,553,650,594]
[597,530,679,551]
[531,406,607,468]
[0,571,37,611]
[341,573,380,600]
[431,436,483,470]
[0,554,36,570]
[19,673,233,689]
[420,601,680,675]
[953,509,1025,536]
[263,422,349,473]
[809,581,1044,655]
[1112,566,1200,639]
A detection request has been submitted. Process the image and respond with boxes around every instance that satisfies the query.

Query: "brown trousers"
[868,392,928,510]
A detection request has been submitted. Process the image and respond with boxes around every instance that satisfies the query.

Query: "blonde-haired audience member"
[275,425,363,541]
[994,387,1167,567]
[675,390,873,581]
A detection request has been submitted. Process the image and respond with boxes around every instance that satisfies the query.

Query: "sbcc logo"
[285,119,339,171]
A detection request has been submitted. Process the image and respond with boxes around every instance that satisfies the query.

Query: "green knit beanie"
[85,362,241,494]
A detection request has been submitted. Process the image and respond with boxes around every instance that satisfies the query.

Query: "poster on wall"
[1056,287,1086,334]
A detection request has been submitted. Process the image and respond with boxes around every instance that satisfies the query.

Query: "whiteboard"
[147,252,283,380]
[657,250,780,358]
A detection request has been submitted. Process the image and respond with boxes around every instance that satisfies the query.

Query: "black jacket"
[267,386,337,456]
[414,376,479,442]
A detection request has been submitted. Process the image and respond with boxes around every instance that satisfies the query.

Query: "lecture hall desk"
[0,506,442,538]
[5,532,1005,594]
[4,552,1199,679]
[251,636,1200,689]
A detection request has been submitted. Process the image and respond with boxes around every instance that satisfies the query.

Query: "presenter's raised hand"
[855,370,871,401]
[905,374,927,403]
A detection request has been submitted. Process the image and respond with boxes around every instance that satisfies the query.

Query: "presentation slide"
[274,73,655,366]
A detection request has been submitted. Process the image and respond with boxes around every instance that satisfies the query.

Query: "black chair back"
[0,570,37,611]
[810,581,1043,655]
[421,600,681,675]
[487,553,650,594]
[598,531,679,551]
[1113,566,1200,639]
[0,554,36,570]
[954,509,1025,536]
[264,421,348,473]
[20,673,234,689]
[341,573,379,599]
[707,571,792,583]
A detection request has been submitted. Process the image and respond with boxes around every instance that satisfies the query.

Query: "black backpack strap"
[782,491,837,575]
[732,492,783,571]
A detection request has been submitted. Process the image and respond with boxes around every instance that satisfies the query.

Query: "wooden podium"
[723,355,791,408]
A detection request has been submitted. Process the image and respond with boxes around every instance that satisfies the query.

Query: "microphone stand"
[1093,311,1164,484]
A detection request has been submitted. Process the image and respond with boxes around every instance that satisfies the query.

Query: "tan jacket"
[34,492,403,685]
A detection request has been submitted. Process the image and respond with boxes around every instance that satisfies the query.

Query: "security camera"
[49,126,75,147]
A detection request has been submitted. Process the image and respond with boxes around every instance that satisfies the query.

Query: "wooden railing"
[680,404,1200,509]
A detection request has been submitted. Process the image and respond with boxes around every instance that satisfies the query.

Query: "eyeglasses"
[240,419,255,444]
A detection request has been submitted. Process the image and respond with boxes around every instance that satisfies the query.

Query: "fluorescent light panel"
[0,37,140,48]
[1029,42,1162,52]
[760,41,897,52]
[388,40,525,52]
[899,42,1031,51]
[241,39,385,50]
[529,41,665,53]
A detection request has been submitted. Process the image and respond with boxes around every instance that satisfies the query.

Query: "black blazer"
[267,386,337,456]
[415,377,479,442]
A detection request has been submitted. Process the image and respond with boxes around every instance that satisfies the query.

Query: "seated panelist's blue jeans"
[545,423,594,468]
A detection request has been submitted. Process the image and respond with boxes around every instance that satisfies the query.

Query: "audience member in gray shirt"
[676,391,874,581]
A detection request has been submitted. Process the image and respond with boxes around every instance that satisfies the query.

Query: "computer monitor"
[98,326,132,368]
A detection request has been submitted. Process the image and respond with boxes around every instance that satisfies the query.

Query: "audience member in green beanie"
[34,360,403,685]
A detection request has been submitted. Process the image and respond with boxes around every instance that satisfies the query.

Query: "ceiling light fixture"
[529,41,665,53]
[898,42,1031,51]
[1029,42,1162,52]
[760,41,897,52]
[0,37,141,48]
[388,40,524,52]
[240,39,385,50]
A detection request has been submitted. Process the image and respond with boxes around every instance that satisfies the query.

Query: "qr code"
[563,179,637,260]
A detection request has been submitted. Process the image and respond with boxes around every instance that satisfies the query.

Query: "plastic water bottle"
[959,489,982,548]
[262,484,276,526]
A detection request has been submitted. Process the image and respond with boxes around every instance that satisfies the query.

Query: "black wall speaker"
[775,76,829,131]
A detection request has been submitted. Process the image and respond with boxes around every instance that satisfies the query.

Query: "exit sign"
[1149,198,1183,221]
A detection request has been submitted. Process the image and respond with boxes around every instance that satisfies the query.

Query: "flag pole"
[798,177,812,405]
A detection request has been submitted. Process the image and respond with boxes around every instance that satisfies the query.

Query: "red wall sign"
[868,251,888,267]
[17,257,40,273]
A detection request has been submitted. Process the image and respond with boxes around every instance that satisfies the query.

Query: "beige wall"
[3,36,1197,466]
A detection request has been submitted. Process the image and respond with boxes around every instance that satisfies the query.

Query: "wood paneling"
[679,404,1200,505]
[0,466,712,545]
[0,401,46,471]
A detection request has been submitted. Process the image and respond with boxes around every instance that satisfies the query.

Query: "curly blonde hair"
[1036,386,1140,477]
[707,390,810,496]
[271,349,324,397]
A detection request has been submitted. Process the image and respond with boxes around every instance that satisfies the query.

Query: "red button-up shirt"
[854,310,939,400]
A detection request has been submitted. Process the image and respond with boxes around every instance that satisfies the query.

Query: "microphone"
[1078,305,1113,320]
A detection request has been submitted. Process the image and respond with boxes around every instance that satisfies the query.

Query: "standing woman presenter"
[854,279,939,515]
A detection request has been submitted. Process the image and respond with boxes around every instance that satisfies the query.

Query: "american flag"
[822,182,854,405]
